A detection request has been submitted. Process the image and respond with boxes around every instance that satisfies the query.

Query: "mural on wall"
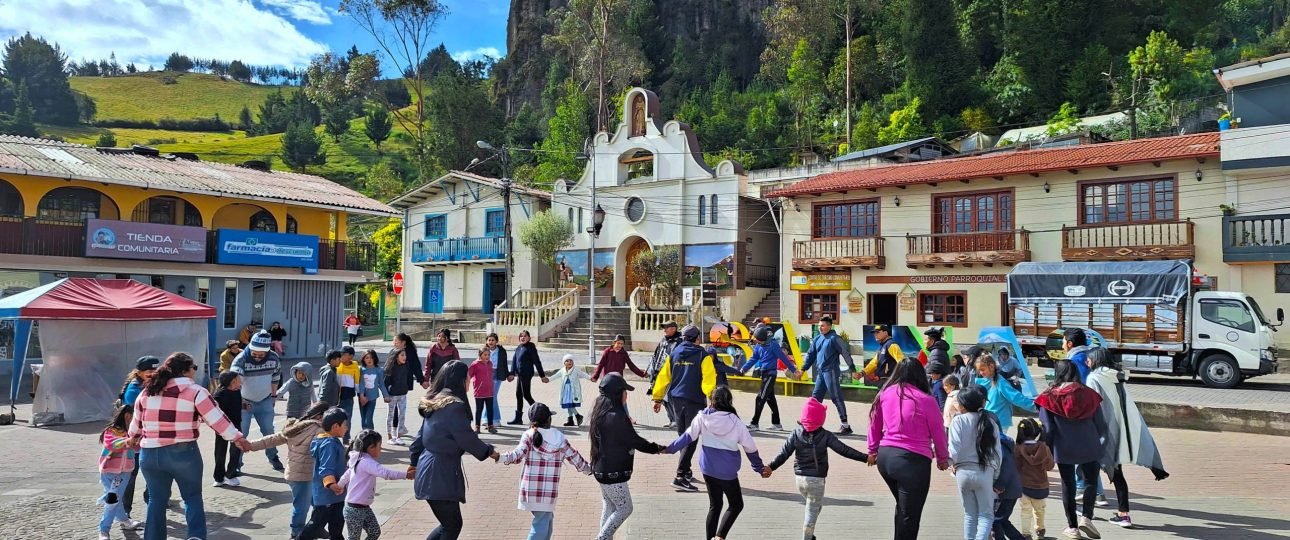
[683,243,736,291]
[554,250,615,291]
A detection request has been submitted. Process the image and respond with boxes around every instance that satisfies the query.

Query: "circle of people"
[98,317,1166,540]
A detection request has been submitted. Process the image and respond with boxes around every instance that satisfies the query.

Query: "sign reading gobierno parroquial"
[85,218,207,263]
[215,229,319,270]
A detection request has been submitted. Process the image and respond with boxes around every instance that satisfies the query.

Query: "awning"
[1007,260,1191,305]
[0,278,216,320]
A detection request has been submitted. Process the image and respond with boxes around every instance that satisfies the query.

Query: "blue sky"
[0,0,508,74]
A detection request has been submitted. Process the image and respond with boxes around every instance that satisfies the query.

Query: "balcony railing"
[792,237,886,270]
[411,236,507,264]
[743,264,778,288]
[1062,219,1194,261]
[1224,213,1290,263]
[905,229,1030,268]
[1,216,375,272]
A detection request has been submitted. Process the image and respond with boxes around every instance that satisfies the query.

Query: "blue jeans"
[956,464,997,540]
[359,397,377,430]
[491,380,503,424]
[140,442,206,540]
[340,394,355,438]
[528,511,554,540]
[239,396,279,468]
[810,368,848,422]
[288,480,313,537]
[993,496,1026,540]
[1075,466,1104,496]
[99,472,130,533]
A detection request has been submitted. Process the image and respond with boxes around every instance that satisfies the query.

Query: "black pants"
[123,460,147,515]
[670,398,704,478]
[876,446,931,540]
[992,497,1026,540]
[348,333,358,345]
[1107,465,1131,513]
[514,375,536,417]
[212,436,242,482]
[474,397,495,426]
[750,372,779,425]
[426,500,463,540]
[704,475,744,538]
[1057,461,1101,528]
[300,501,345,540]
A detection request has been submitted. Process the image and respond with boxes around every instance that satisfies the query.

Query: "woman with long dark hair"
[588,373,667,540]
[410,360,499,540]
[1036,360,1108,540]
[508,330,547,425]
[1084,348,1169,529]
[866,359,950,540]
[389,333,424,390]
[129,352,247,540]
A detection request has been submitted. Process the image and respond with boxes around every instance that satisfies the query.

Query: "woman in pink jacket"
[867,359,950,540]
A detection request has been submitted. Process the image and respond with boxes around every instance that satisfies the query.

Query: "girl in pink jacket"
[338,430,412,539]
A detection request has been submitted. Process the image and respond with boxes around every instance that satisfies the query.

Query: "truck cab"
[1189,291,1281,387]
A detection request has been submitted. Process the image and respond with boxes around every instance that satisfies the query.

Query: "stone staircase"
[545,306,634,350]
[742,288,782,329]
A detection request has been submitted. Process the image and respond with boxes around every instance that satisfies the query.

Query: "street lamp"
[590,205,605,236]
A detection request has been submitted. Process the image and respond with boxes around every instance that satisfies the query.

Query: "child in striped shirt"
[99,405,143,539]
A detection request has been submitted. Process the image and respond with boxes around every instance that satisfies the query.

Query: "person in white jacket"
[546,354,592,426]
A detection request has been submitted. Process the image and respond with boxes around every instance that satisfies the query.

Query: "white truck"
[1007,260,1282,388]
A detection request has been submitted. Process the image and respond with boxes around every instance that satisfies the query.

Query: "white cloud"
[0,0,329,68]
[259,0,332,25]
[451,47,502,63]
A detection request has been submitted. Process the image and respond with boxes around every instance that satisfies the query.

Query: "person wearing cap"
[588,374,669,540]
[803,315,860,435]
[866,324,905,385]
[647,321,683,428]
[650,323,740,492]
[593,335,647,381]
[958,346,984,389]
[119,355,160,519]
[740,325,799,431]
[231,329,286,472]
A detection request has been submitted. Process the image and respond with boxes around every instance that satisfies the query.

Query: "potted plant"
[1220,203,1236,216]
[1218,112,1233,131]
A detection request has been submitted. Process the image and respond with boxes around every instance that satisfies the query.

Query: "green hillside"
[71,72,282,122]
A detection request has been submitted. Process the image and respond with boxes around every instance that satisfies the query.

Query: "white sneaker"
[746,423,759,431]
[118,519,144,531]
[770,423,784,431]
[224,477,241,487]
[99,532,111,540]
[1079,516,1101,539]
[211,480,224,487]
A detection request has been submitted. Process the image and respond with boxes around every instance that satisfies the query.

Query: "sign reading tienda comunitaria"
[85,219,207,263]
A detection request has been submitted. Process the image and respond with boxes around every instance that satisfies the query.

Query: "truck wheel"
[1199,354,1242,389]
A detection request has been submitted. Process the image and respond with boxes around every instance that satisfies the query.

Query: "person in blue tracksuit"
[740,326,799,431]
[803,316,860,434]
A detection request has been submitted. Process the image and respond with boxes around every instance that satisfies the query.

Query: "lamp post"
[476,140,513,300]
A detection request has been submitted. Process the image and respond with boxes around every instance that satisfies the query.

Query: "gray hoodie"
[276,361,314,418]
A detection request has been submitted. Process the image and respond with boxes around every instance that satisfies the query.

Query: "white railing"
[628,286,696,351]
[494,288,581,342]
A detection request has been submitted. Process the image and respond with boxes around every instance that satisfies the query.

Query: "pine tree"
[364,106,392,149]
[6,83,38,137]
[279,122,326,171]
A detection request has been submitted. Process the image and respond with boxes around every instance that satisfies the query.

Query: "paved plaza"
[2,346,1289,539]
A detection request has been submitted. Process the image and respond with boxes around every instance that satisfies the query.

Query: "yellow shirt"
[336,361,361,388]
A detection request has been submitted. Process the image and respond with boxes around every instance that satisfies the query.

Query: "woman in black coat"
[410,360,498,540]
[508,330,547,424]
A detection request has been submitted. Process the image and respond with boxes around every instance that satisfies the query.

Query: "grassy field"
[70,72,282,122]
[40,125,246,146]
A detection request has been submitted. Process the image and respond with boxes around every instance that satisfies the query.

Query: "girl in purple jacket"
[338,430,412,539]
[666,386,765,540]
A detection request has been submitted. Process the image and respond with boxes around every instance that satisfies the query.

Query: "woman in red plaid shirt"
[128,352,249,540]
[501,402,593,540]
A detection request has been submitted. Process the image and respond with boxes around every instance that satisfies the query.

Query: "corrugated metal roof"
[389,170,551,210]
[0,135,397,216]
[769,132,1220,198]
[831,137,949,162]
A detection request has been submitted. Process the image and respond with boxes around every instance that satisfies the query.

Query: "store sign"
[867,274,1006,284]
[85,219,207,263]
[214,229,319,270]
[790,271,851,290]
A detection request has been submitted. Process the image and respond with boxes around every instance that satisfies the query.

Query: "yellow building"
[0,135,396,357]
[770,132,1289,349]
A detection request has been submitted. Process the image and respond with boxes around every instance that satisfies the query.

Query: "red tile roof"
[768,132,1220,198]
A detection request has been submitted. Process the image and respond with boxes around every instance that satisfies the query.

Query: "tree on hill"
[280,122,326,171]
[546,0,651,132]
[1,33,81,124]
[323,107,350,141]
[425,61,503,172]
[164,52,194,72]
[96,131,117,147]
[363,159,404,201]
[534,79,592,186]
[238,105,253,130]
[364,106,391,149]
[228,60,252,82]
[0,83,39,137]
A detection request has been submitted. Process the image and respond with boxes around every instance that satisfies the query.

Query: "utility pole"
[501,147,513,297]
[587,152,597,364]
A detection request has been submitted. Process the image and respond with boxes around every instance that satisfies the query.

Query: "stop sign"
[392,271,405,294]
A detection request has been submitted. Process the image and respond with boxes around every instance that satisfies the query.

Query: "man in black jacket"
[647,321,682,428]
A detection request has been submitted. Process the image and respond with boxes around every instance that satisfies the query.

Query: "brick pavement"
[1,347,1288,539]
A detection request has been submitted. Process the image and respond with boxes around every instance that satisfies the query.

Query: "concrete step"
[562,325,633,333]
[545,338,633,348]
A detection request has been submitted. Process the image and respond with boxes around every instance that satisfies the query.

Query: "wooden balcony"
[1062,220,1194,262]
[1224,214,1290,263]
[905,230,1030,268]
[792,237,885,270]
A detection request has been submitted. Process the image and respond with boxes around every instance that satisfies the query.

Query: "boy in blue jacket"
[299,408,348,540]
[741,326,799,431]
[992,433,1026,540]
